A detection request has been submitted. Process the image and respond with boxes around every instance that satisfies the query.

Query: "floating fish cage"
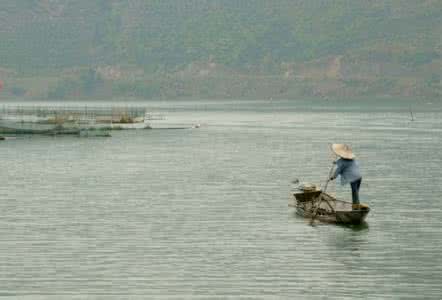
[0,105,157,135]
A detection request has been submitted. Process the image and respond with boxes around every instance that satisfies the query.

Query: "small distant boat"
[103,123,151,130]
[0,123,81,135]
[0,105,155,134]
[289,185,370,224]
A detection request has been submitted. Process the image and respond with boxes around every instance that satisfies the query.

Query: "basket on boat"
[294,183,322,202]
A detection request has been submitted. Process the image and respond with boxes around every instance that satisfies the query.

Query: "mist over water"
[1,99,441,299]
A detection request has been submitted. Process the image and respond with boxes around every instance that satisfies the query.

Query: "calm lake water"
[1,99,441,299]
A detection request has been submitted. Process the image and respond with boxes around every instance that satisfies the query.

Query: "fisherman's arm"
[330,160,344,181]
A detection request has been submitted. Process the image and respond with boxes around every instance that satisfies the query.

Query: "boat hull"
[290,190,370,224]
[0,125,80,135]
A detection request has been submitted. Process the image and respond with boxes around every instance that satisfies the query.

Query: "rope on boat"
[310,163,336,224]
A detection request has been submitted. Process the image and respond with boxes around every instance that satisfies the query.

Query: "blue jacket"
[332,158,362,185]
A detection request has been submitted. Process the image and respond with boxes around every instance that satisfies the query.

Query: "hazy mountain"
[0,0,440,99]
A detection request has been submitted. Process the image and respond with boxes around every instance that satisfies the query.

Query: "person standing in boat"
[329,144,364,210]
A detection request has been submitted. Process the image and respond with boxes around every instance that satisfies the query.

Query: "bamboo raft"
[289,185,370,224]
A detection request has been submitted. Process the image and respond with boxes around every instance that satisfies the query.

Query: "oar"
[310,163,335,224]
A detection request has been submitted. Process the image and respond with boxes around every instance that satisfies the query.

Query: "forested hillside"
[0,0,440,99]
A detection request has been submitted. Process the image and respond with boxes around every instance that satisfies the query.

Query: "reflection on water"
[338,221,370,232]
[329,223,370,253]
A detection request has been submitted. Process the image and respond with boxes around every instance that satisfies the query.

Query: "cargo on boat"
[289,183,370,224]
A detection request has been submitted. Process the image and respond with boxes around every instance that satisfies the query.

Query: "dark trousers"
[350,178,362,205]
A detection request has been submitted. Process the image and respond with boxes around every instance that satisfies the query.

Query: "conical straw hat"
[331,144,355,159]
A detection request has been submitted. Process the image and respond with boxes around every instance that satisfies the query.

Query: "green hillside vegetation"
[0,0,440,100]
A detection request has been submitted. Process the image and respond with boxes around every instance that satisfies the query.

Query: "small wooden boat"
[0,123,81,135]
[289,186,370,224]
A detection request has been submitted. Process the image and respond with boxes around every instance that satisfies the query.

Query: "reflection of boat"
[79,128,111,137]
[289,185,370,224]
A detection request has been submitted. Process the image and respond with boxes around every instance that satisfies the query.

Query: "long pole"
[322,164,335,193]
